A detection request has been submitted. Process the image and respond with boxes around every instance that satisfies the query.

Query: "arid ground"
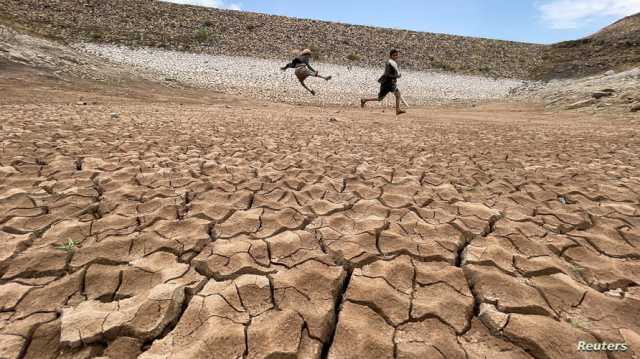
[1,66,640,359]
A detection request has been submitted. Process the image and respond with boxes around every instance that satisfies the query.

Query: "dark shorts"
[295,65,315,81]
[378,81,398,99]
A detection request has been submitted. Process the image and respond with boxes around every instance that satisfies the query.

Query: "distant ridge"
[0,0,543,79]
[533,12,640,79]
[0,1,637,79]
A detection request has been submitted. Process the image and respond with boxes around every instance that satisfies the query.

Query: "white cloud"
[162,0,241,11]
[537,0,640,29]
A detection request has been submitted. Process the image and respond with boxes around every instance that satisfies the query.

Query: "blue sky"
[165,0,640,44]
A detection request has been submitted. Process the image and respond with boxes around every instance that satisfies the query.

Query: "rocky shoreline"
[78,43,528,106]
[0,0,543,79]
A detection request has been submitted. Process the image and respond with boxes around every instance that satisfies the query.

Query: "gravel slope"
[0,0,544,78]
[79,43,528,106]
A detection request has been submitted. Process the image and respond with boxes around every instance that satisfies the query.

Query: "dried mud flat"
[1,74,640,359]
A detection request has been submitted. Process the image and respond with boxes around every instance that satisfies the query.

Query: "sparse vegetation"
[89,31,103,40]
[194,27,210,42]
[432,60,455,72]
[568,263,586,279]
[569,317,591,330]
[126,31,145,43]
[0,26,15,41]
[570,263,585,272]
[556,38,592,48]
[84,25,105,41]
[346,53,360,62]
[56,239,79,252]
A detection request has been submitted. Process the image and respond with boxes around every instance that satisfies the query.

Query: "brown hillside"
[0,0,543,79]
[533,13,640,79]
[0,1,638,79]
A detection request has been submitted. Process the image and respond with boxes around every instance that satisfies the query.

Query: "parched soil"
[1,72,640,359]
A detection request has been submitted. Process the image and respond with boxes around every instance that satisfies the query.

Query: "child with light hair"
[281,48,332,96]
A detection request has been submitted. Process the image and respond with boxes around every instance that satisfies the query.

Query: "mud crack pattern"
[0,102,639,359]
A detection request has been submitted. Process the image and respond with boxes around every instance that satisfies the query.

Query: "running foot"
[325,76,332,81]
[396,110,406,115]
[360,99,365,108]
[310,90,316,96]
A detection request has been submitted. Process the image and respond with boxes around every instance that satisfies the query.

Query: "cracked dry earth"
[1,83,640,359]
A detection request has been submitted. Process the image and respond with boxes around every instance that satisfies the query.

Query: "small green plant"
[346,53,361,62]
[56,239,79,252]
[89,31,103,40]
[0,27,10,40]
[432,60,455,72]
[85,25,104,41]
[568,263,586,280]
[569,317,590,330]
[569,263,585,273]
[556,38,592,48]
[194,27,210,42]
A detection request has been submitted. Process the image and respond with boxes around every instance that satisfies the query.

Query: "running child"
[360,49,407,115]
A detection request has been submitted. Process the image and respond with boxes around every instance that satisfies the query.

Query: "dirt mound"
[534,13,640,79]
[0,24,150,84]
[512,67,640,114]
[594,12,640,38]
[0,0,543,79]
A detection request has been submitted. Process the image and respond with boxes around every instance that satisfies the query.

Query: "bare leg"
[315,74,332,81]
[394,90,406,115]
[298,78,316,95]
[360,97,381,107]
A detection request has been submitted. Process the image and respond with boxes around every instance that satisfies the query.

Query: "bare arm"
[304,58,317,74]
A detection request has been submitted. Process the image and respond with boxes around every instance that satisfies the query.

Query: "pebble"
[592,91,612,99]
[566,99,596,110]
